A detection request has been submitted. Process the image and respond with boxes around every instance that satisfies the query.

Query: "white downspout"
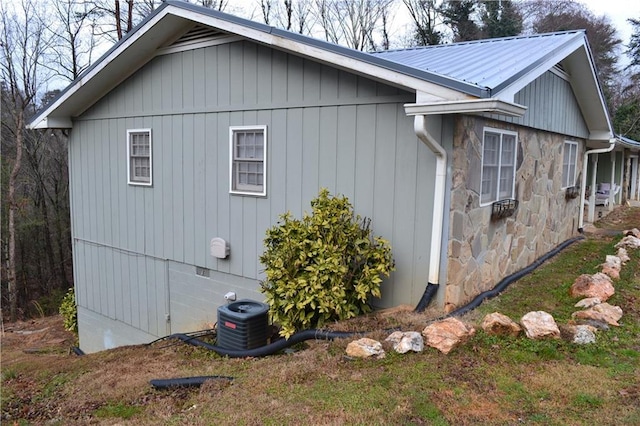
[578,138,616,231]
[413,115,447,287]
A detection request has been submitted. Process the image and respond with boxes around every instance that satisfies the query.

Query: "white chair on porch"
[594,183,620,206]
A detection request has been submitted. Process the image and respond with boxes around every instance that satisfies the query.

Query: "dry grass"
[2,207,640,425]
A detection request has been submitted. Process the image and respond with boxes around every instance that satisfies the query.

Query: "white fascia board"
[26,8,174,130]
[30,116,73,130]
[589,130,614,141]
[404,99,527,117]
[170,7,470,102]
[494,35,585,101]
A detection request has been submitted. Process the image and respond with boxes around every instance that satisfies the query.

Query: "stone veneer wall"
[446,116,583,307]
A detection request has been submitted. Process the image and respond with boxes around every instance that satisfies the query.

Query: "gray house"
[29,1,622,353]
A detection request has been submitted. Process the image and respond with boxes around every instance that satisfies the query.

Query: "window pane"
[232,127,265,193]
[501,135,515,165]
[129,131,151,184]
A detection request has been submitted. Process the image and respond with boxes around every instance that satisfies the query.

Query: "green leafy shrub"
[260,189,394,338]
[59,288,78,334]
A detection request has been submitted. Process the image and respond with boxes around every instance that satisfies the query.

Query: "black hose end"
[415,282,439,313]
[578,227,584,234]
[150,376,234,390]
[71,346,85,356]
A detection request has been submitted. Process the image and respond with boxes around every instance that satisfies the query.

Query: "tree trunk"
[115,0,122,40]
[8,111,24,321]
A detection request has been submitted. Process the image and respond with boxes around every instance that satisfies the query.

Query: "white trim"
[495,35,584,100]
[127,128,153,186]
[561,140,579,189]
[229,125,267,197]
[550,65,571,81]
[479,127,519,207]
[405,98,527,117]
[156,34,243,55]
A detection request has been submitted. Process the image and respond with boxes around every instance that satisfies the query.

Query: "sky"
[583,0,639,64]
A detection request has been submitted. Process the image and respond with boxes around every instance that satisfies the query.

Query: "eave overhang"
[404,98,527,117]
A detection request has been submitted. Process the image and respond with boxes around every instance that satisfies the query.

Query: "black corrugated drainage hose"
[168,329,356,358]
[414,235,584,315]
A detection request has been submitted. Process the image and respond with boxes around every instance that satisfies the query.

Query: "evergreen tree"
[480,0,523,38]
[442,0,481,42]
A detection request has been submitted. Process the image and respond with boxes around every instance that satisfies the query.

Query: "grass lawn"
[2,208,639,425]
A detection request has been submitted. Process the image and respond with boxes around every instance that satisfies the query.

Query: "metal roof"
[371,31,584,93]
[617,135,640,149]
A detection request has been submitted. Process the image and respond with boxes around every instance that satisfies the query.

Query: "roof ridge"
[372,30,584,55]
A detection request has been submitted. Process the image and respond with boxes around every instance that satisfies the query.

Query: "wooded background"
[2,0,639,321]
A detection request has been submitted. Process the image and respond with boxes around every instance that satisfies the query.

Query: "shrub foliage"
[59,288,78,334]
[260,189,394,338]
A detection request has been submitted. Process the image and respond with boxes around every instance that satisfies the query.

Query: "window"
[229,126,267,196]
[480,128,517,205]
[562,141,578,188]
[127,129,152,186]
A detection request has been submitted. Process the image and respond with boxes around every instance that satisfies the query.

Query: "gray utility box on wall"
[217,300,270,350]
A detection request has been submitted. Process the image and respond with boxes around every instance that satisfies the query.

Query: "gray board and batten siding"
[70,40,447,352]
[486,70,589,139]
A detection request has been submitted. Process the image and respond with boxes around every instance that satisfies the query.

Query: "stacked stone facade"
[446,116,583,307]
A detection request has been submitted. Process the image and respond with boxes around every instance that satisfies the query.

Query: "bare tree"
[47,0,98,81]
[315,0,394,51]
[0,0,53,321]
[403,0,444,46]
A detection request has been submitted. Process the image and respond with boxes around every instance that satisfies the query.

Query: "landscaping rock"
[572,303,623,326]
[574,297,601,309]
[422,317,475,354]
[615,235,640,250]
[617,247,630,264]
[572,318,610,331]
[560,324,597,344]
[624,228,640,238]
[569,273,615,301]
[520,311,560,339]
[601,255,622,280]
[385,331,424,354]
[481,312,522,337]
[346,338,385,359]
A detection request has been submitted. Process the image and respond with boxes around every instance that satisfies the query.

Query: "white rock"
[574,297,601,309]
[617,247,630,264]
[520,311,560,340]
[615,235,640,249]
[385,331,424,354]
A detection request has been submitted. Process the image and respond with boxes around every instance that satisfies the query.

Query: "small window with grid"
[127,129,152,186]
[562,141,578,188]
[230,126,267,196]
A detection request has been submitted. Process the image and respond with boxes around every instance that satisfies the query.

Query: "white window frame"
[480,127,518,206]
[127,128,152,186]
[562,141,578,189]
[229,125,267,197]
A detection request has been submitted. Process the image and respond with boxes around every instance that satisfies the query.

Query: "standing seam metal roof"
[371,31,584,91]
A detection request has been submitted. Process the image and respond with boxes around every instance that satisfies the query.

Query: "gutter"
[412,115,447,305]
[578,138,616,231]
